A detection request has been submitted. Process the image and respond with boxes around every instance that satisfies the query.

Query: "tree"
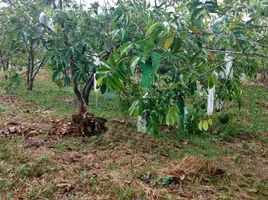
[98,0,268,135]
[0,0,48,90]
[42,0,110,135]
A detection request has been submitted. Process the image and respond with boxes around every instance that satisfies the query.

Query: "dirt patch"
[0,93,53,133]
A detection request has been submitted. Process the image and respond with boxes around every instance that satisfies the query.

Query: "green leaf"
[129,100,143,116]
[52,70,61,81]
[140,54,160,88]
[100,61,112,70]
[107,74,123,91]
[202,120,209,131]
[96,75,105,86]
[136,39,154,50]
[130,56,140,75]
[208,118,213,126]
[120,42,133,55]
[166,105,180,126]
[208,75,216,88]
[171,36,182,52]
[100,82,107,94]
[198,121,203,131]
[151,53,161,69]
[146,22,162,36]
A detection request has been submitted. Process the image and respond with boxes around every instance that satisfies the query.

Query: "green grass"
[213,85,268,140]
[11,82,76,116]
[5,74,125,118]
[0,106,5,113]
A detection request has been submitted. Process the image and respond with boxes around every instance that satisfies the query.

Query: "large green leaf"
[120,42,133,55]
[129,100,143,116]
[166,105,180,126]
[146,22,163,36]
[140,53,161,88]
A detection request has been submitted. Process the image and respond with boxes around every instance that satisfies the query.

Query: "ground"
[0,71,268,200]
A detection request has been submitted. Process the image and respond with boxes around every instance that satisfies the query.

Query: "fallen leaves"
[0,123,40,138]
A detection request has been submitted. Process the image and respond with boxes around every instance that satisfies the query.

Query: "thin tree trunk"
[0,51,3,71]
[68,54,88,112]
[27,44,34,90]
[82,73,94,106]
[0,51,8,72]
[5,59,9,71]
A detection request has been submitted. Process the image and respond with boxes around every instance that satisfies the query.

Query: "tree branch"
[205,48,268,58]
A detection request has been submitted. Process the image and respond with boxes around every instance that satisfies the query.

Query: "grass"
[0,106,5,113]
[213,84,268,138]
[0,70,268,199]
[4,70,125,118]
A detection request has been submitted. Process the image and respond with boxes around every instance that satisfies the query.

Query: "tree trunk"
[5,59,9,71]
[82,73,94,106]
[68,55,107,136]
[27,78,34,90]
[0,51,3,71]
[0,51,9,72]
[27,45,35,90]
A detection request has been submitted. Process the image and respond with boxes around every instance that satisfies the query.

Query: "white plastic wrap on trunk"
[137,116,147,133]
[184,106,188,124]
[136,93,149,133]
[207,86,215,115]
[93,73,98,92]
[48,18,53,29]
[224,53,233,79]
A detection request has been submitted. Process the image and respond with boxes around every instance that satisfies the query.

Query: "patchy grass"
[0,71,268,199]
[5,70,125,118]
[0,106,5,113]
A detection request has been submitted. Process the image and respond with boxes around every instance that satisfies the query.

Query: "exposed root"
[50,103,107,136]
